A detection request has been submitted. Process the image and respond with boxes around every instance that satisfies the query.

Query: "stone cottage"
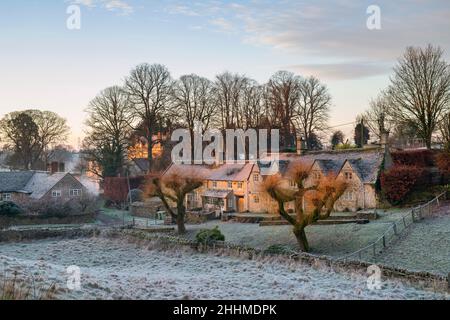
[0,171,87,206]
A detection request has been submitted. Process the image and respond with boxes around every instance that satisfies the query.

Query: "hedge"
[381,165,427,204]
[391,150,435,167]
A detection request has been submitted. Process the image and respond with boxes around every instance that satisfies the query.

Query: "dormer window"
[345,172,353,180]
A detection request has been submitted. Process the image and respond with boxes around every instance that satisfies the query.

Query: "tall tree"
[388,45,450,149]
[266,71,301,150]
[296,76,331,149]
[364,91,394,140]
[439,113,450,150]
[0,110,69,170]
[0,113,40,169]
[83,86,134,178]
[172,74,215,158]
[331,131,345,149]
[354,120,370,148]
[125,63,173,171]
[213,72,249,129]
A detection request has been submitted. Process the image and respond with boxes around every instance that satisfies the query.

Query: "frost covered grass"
[0,236,447,300]
[180,209,412,257]
[377,214,450,276]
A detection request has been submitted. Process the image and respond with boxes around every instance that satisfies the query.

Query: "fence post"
[382,235,386,248]
[402,216,407,228]
[393,223,398,235]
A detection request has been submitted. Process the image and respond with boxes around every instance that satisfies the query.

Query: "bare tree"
[439,113,450,150]
[125,63,173,171]
[265,71,301,149]
[296,76,331,149]
[146,169,203,234]
[262,162,347,251]
[172,74,215,157]
[213,72,248,129]
[388,45,450,149]
[83,86,134,178]
[364,91,394,140]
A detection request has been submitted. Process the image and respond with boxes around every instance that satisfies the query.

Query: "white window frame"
[70,189,82,197]
[212,181,218,188]
[254,195,260,203]
[237,182,243,189]
[227,181,233,188]
[2,193,12,201]
[253,174,259,182]
[52,190,62,198]
[345,172,353,180]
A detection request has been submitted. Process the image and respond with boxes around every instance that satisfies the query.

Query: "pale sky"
[1,0,450,147]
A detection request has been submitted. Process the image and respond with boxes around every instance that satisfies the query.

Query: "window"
[313,172,321,180]
[289,180,296,187]
[253,174,259,182]
[254,195,260,203]
[212,181,218,188]
[70,189,82,197]
[345,172,353,180]
[227,181,233,188]
[237,182,243,189]
[2,193,12,201]
[52,190,62,198]
[342,191,354,201]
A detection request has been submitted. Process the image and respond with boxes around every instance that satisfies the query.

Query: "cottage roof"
[0,171,35,193]
[203,189,232,199]
[164,163,254,182]
[24,172,69,199]
[0,171,81,199]
[132,158,150,172]
[258,148,384,184]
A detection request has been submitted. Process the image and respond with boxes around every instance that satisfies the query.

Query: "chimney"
[296,137,306,155]
[380,130,393,170]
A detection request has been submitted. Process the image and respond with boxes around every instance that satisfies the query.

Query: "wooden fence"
[337,192,447,263]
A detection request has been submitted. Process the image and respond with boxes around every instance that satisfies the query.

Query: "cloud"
[70,0,134,15]
[288,63,391,81]
[164,0,450,79]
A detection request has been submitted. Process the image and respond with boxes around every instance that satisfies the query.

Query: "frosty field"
[0,236,447,300]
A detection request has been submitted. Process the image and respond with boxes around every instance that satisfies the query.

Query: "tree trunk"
[293,224,309,252]
[176,203,187,234]
[147,135,153,172]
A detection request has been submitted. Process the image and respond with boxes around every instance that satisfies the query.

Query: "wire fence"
[337,192,447,263]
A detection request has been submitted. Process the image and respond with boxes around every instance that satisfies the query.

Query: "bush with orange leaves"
[262,161,347,252]
[145,168,204,234]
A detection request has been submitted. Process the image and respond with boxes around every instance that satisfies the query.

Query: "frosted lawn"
[0,237,447,300]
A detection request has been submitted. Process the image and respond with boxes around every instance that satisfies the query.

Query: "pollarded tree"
[388,45,450,149]
[262,162,347,251]
[146,169,203,234]
[364,91,394,140]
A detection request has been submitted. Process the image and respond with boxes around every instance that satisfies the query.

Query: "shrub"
[381,165,426,204]
[391,150,435,167]
[195,226,225,244]
[0,201,23,216]
[436,152,450,183]
[263,244,293,255]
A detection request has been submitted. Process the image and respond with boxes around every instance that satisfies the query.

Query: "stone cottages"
[163,146,392,214]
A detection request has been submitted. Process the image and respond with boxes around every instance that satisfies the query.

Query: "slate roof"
[258,148,385,184]
[0,171,80,199]
[0,172,35,193]
[23,172,69,199]
[133,158,150,172]
[164,163,254,182]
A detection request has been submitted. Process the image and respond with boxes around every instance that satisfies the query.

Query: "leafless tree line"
[363,45,450,149]
[84,65,332,175]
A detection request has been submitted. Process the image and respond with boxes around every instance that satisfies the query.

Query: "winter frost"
[0,237,447,300]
